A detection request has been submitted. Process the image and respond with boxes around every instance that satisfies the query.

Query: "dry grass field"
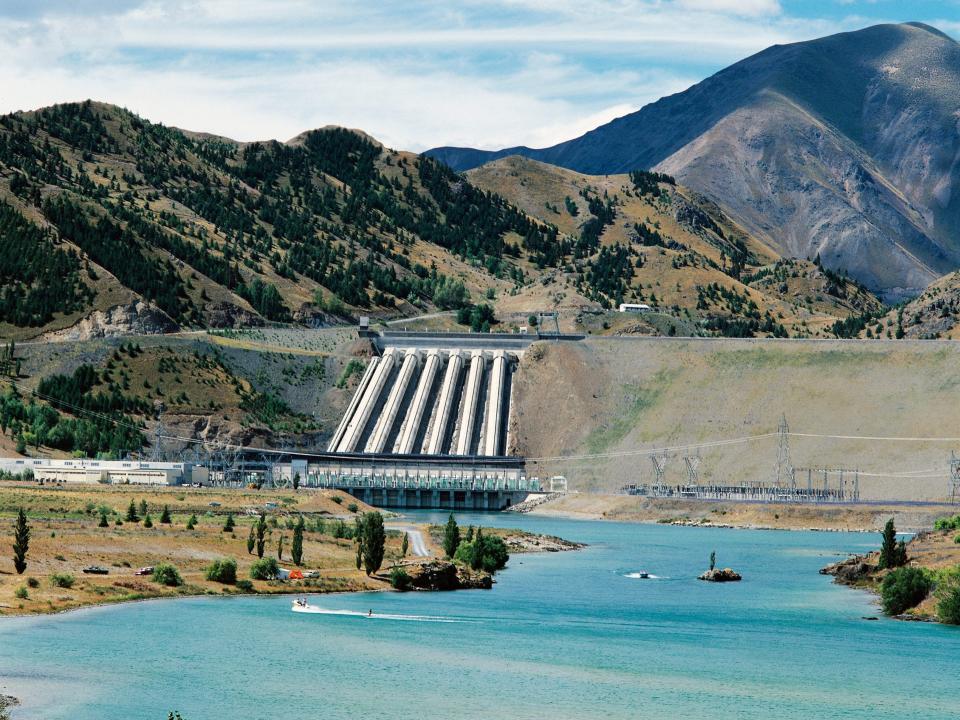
[0,483,395,616]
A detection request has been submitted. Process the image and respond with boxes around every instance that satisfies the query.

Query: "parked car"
[134,566,154,576]
[83,566,109,575]
[208,502,221,507]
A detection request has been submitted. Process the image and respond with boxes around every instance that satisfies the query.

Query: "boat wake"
[624,572,665,579]
[291,604,467,623]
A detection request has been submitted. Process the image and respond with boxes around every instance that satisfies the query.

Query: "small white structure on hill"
[618,303,652,313]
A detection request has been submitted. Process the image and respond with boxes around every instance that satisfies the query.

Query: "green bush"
[331,495,343,505]
[937,576,960,625]
[880,566,932,615]
[152,563,183,587]
[454,532,510,573]
[954,534,960,544]
[249,557,279,580]
[235,579,254,592]
[26,577,39,588]
[205,558,237,584]
[143,514,153,528]
[14,586,28,599]
[50,573,75,588]
[933,514,960,531]
[347,502,358,513]
[389,567,412,591]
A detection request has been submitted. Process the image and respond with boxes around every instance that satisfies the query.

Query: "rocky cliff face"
[428,23,960,301]
[39,301,177,341]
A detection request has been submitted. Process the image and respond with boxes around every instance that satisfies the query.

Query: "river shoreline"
[525,493,955,533]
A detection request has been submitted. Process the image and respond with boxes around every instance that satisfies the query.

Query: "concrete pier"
[396,349,440,454]
[336,348,396,453]
[483,350,507,456]
[326,356,379,451]
[365,349,419,454]
[426,350,463,455]
[455,351,485,456]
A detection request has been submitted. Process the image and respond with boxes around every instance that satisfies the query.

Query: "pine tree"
[13,507,29,574]
[223,513,235,533]
[246,525,255,554]
[138,499,148,517]
[361,512,386,576]
[255,513,267,558]
[710,551,716,571]
[293,472,300,491]
[98,510,109,528]
[443,513,461,558]
[143,513,153,528]
[186,514,197,530]
[401,532,409,557]
[471,527,484,570]
[125,499,139,523]
[292,516,304,566]
[160,505,172,524]
[879,518,900,569]
[277,534,285,561]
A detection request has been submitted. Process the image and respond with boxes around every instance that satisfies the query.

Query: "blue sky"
[0,1,958,151]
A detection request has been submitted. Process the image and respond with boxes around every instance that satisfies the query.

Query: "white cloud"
[0,1,952,151]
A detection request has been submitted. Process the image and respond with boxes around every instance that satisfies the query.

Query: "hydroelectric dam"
[301,331,554,510]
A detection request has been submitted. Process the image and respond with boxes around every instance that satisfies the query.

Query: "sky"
[0,1,958,152]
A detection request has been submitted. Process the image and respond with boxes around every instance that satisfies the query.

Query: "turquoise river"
[1,511,959,719]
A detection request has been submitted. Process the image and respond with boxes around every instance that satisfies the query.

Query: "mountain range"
[427,22,960,302]
[0,101,878,343]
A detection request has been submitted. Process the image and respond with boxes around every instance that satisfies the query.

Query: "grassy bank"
[822,514,960,625]
[0,483,578,616]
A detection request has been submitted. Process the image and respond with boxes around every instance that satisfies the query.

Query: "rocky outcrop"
[407,560,493,591]
[820,555,876,585]
[40,301,177,341]
[501,531,586,553]
[698,568,742,582]
[205,302,264,329]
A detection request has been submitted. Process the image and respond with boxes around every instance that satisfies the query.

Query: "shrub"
[331,495,343,505]
[454,531,510,573]
[937,576,960,625]
[26,577,39,588]
[205,558,238,584]
[14,586,28,600]
[235,579,254,592]
[152,563,183,587]
[347,502,358,514]
[51,573,75,588]
[223,513,235,532]
[249,557,279,580]
[143,514,153,528]
[933,514,960,531]
[186,514,197,530]
[880,566,932,615]
[160,505,172,524]
[389,567,412,591]
[98,511,109,528]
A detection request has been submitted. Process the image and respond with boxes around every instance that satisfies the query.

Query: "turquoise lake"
[1,512,959,719]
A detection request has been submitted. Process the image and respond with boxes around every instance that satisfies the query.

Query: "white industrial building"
[0,457,206,485]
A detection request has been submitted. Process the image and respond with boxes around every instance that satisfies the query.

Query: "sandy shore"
[526,493,958,532]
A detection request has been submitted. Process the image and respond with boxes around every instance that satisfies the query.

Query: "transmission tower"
[151,420,165,462]
[651,450,668,490]
[950,452,960,504]
[773,414,795,489]
[684,450,701,486]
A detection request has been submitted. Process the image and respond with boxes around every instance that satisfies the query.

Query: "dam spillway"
[329,346,516,458]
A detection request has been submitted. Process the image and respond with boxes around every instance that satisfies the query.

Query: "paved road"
[389,525,430,557]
